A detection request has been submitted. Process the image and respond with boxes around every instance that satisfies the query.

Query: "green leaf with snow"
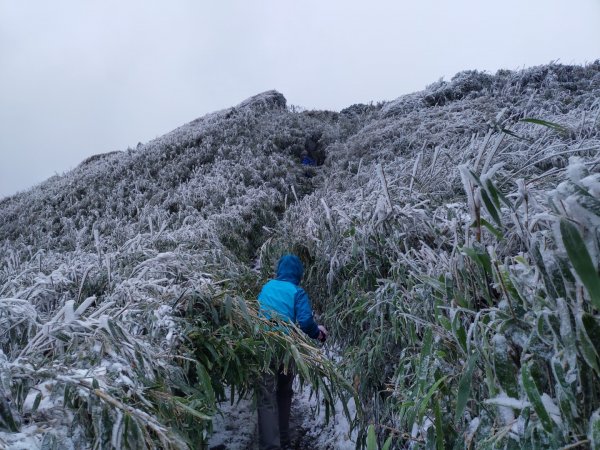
[520,117,570,135]
[0,394,19,432]
[480,189,502,227]
[455,354,476,424]
[31,392,42,413]
[367,424,377,450]
[461,246,492,275]
[521,364,554,433]
[434,398,444,450]
[480,218,504,240]
[382,435,393,450]
[577,313,600,375]
[582,313,600,357]
[494,347,519,399]
[560,218,600,310]
[417,375,448,424]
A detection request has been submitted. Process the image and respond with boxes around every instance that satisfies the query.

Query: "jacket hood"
[276,254,304,285]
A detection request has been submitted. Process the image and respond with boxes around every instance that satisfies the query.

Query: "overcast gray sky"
[1,0,599,199]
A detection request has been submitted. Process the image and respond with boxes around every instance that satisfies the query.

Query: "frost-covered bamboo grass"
[1,63,600,448]
[262,63,600,447]
[0,233,354,448]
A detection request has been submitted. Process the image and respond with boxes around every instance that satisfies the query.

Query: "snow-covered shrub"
[2,61,600,449]
[262,61,600,448]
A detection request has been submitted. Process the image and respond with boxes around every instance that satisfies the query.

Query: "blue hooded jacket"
[257,255,320,339]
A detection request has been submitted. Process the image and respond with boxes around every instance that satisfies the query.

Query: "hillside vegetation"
[2,62,600,449]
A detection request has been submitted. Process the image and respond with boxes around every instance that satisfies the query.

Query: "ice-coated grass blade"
[367,424,377,450]
[382,435,393,450]
[560,218,600,310]
[521,364,554,433]
[435,398,445,450]
[0,394,19,432]
[455,354,476,424]
[417,376,449,424]
[577,313,600,375]
[521,117,570,135]
[582,313,600,357]
[480,189,502,227]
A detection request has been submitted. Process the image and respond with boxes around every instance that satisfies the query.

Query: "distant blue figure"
[300,150,316,178]
[300,150,316,167]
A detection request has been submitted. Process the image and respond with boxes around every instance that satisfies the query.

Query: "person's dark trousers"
[257,365,295,450]
[277,367,294,446]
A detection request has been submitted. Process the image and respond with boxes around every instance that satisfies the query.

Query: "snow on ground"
[207,381,357,450]
[208,397,256,449]
[0,426,43,450]
[297,383,357,450]
[0,424,76,450]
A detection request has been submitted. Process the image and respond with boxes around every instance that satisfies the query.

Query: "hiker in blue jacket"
[257,254,327,450]
[300,150,317,178]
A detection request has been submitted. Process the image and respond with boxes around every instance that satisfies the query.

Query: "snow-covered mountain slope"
[2,62,600,449]
[263,63,600,448]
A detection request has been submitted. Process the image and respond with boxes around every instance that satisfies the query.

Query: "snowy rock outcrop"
[236,89,287,112]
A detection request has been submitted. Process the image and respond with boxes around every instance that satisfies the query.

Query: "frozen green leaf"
[455,355,476,423]
[560,218,600,309]
[521,364,553,433]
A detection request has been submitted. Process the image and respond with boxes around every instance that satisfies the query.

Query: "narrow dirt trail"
[207,390,322,450]
[285,397,323,450]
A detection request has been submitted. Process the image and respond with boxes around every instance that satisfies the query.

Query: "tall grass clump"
[264,62,600,447]
[0,234,354,449]
[268,156,600,447]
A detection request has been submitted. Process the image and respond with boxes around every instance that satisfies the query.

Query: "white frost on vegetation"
[484,392,530,410]
[465,417,480,445]
[1,63,600,448]
[541,393,563,426]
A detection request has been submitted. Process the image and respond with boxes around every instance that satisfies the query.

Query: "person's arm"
[294,288,320,339]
